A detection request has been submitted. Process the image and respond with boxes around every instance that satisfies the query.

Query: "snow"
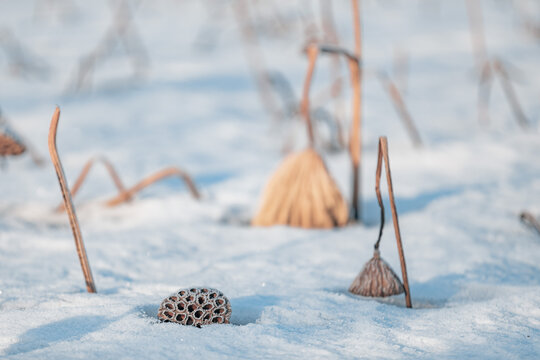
[1,0,540,358]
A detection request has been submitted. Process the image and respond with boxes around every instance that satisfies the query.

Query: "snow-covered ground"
[1,0,540,358]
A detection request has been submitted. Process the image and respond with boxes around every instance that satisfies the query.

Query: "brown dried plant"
[56,159,201,210]
[105,167,200,207]
[0,109,45,166]
[55,156,126,212]
[252,45,348,228]
[349,136,411,308]
[316,43,362,222]
[48,106,97,293]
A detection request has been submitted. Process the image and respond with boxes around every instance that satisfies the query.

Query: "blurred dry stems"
[48,107,97,293]
[466,0,530,129]
[0,28,50,80]
[376,71,422,147]
[520,211,540,236]
[233,0,349,154]
[67,0,149,92]
[55,156,200,211]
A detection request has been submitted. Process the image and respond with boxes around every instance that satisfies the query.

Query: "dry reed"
[48,107,96,293]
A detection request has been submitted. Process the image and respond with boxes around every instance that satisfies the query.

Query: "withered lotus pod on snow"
[158,288,231,327]
[349,249,404,297]
[349,137,411,308]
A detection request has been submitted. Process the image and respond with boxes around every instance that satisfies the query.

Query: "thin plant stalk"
[48,107,96,293]
[301,45,319,146]
[377,72,422,147]
[105,167,201,207]
[377,136,411,308]
[56,156,127,212]
[350,0,362,222]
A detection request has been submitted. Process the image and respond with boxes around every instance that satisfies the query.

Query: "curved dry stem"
[378,137,411,308]
[55,156,127,212]
[48,106,96,293]
[374,139,385,251]
[105,167,201,207]
[301,45,319,146]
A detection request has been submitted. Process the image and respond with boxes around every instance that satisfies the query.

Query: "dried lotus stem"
[520,211,540,236]
[301,45,319,146]
[56,156,126,212]
[105,166,200,207]
[377,136,411,308]
[48,107,96,293]
[377,72,422,147]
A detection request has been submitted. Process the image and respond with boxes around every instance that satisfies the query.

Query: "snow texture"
[1,0,540,359]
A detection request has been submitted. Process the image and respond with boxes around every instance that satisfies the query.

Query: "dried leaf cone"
[349,250,404,297]
[252,148,349,228]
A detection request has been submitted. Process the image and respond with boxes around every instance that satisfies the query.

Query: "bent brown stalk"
[56,156,127,212]
[48,107,96,293]
[105,167,201,207]
[378,136,412,308]
[301,45,319,146]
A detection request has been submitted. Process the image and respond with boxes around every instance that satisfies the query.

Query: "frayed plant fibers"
[158,288,231,327]
[349,249,404,297]
[251,148,348,228]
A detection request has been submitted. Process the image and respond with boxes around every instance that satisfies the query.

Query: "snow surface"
[1,0,540,358]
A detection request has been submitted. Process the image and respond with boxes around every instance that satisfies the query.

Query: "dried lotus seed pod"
[157,288,231,327]
[349,250,404,297]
